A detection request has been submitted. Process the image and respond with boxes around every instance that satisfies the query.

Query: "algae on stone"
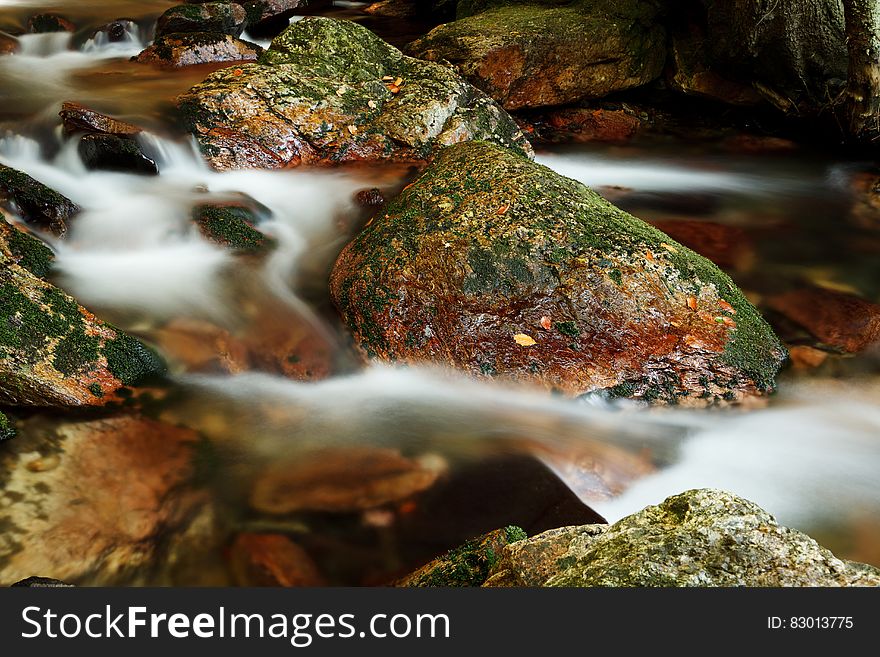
[176,16,531,170]
[330,140,786,405]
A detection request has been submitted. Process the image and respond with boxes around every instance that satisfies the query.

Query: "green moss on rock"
[0,411,15,441]
[0,165,79,237]
[192,204,275,253]
[0,218,54,278]
[330,141,786,405]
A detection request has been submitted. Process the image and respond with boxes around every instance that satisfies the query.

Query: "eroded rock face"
[155,3,248,39]
[0,165,79,237]
[0,416,209,586]
[135,32,262,68]
[0,222,166,408]
[330,141,786,405]
[60,101,143,137]
[484,489,880,587]
[176,17,531,170]
[406,1,666,110]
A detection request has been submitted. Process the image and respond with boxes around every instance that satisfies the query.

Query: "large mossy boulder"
[0,219,165,408]
[176,17,531,170]
[484,489,880,587]
[406,0,666,110]
[329,141,785,405]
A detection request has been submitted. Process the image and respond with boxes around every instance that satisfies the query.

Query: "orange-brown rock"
[766,287,880,353]
[0,416,208,585]
[59,101,143,137]
[229,533,324,586]
[135,32,261,68]
[250,447,444,514]
[521,107,642,144]
[648,220,754,271]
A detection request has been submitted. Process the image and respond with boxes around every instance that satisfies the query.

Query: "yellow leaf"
[514,333,537,346]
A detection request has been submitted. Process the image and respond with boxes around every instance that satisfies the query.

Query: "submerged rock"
[520,107,643,144]
[484,489,880,587]
[229,533,325,587]
[396,526,526,586]
[0,165,79,237]
[155,3,248,39]
[10,576,74,587]
[176,17,531,170]
[135,32,262,68]
[78,134,159,175]
[330,141,786,405]
[0,227,166,407]
[0,416,209,585]
[406,1,666,110]
[0,34,19,55]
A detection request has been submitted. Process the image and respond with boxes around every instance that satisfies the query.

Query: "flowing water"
[1,1,880,583]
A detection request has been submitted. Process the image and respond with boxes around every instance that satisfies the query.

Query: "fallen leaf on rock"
[645,250,655,261]
[394,77,403,87]
[540,316,552,330]
[514,333,537,346]
[233,68,243,76]
[382,75,394,81]
[368,100,377,109]
[718,299,736,313]
[496,204,509,214]
[347,125,358,135]
[687,296,697,311]
[389,84,400,94]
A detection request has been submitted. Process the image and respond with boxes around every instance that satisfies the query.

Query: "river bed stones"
[330,140,786,405]
[135,32,262,68]
[406,0,666,110]
[156,3,248,39]
[176,16,531,170]
[0,415,209,586]
[0,164,79,237]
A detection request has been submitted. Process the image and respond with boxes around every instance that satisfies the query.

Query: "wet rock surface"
[26,14,75,33]
[0,165,80,237]
[330,141,786,405]
[395,525,526,586]
[156,3,248,39]
[192,202,275,253]
[60,101,143,137]
[0,416,209,586]
[484,489,880,587]
[0,222,166,407]
[229,533,325,586]
[135,32,262,68]
[176,17,531,170]
[78,133,159,175]
[406,0,666,110]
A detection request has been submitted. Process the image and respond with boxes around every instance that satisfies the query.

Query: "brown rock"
[787,344,829,370]
[364,0,419,18]
[766,287,880,353]
[648,219,754,271]
[0,33,19,55]
[0,416,209,585]
[250,447,444,514]
[27,14,75,33]
[59,101,143,137]
[156,2,248,39]
[522,107,642,143]
[229,533,324,586]
[135,33,261,68]
[850,171,880,230]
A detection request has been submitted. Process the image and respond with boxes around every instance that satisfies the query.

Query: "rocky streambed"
[1,0,880,587]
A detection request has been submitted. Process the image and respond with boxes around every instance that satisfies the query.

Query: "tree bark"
[843,0,880,141]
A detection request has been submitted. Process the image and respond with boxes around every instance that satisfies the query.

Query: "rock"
[406,1,666,110]
[238,0,308,38]
[850,171,880,230]
[485,489,880,587]
[176,17,531,170]
[354,188,387,208]
[456,0,573,20]
[395,526,526,586]
[59,101,143,137]
[135,32,262,68]
[26,14,75,33]
[647,220,754,271]
[0,165,80,237]
[766,287,880,353]
[668,22,763,106]
[520,107,642,144]
[364,0,419,18]
[10,576,73,587]
[0,33,19,55]
[330,141,786,405]
[787,344,829,370]
[250,446,444,514]
[78,134,159,175]
[229,534,325,586]
[0,234,166,407]
[89,20,138,44]
[0,411,14,441]
[0,416,209,585]
[155,3,248,39]
[0,217,54,279]
[192,202,275,253]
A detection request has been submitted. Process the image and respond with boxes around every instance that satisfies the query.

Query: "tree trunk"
[843,0,880,141]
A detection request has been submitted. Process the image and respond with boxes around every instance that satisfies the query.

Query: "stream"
[1,0,879,584]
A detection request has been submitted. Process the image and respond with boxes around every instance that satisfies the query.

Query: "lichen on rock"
[176,16,532,170]
[330,140,786,405]
[484,489,880,587]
